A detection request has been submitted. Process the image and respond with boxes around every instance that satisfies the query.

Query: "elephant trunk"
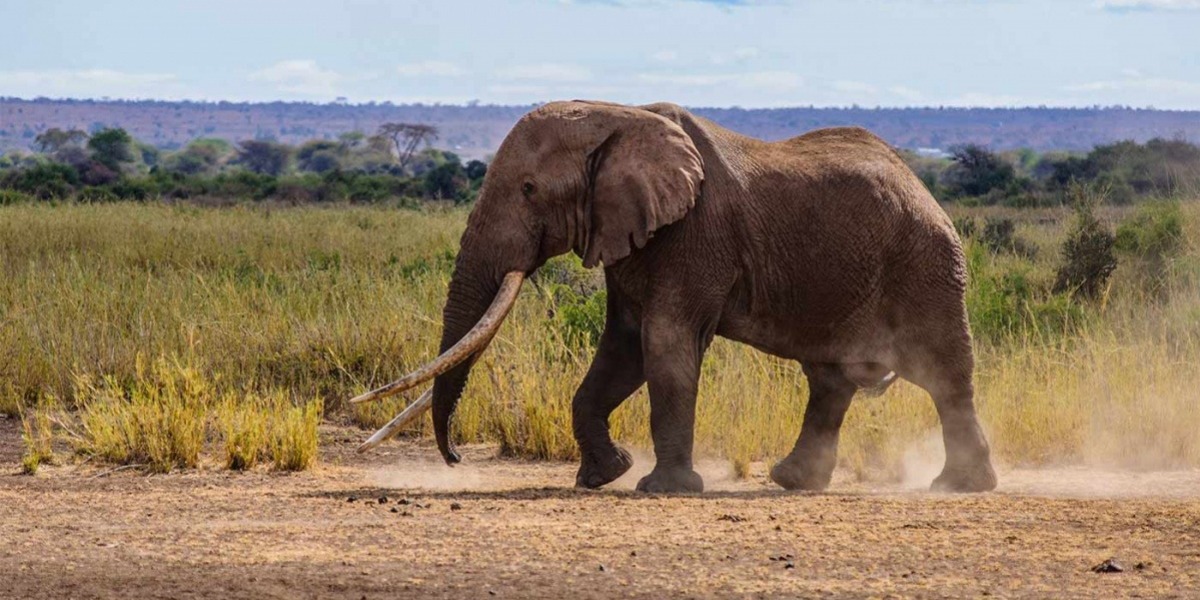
[348,266,524,464]
[432,266,525,463]
[430,267,506,464]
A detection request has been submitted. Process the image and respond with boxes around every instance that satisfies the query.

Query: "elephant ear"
[581,110,703,268]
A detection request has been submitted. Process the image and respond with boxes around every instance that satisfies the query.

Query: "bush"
[1053,190,1118,300]
[0,189,35,205]
[217,395,269,470]
[20,398,58,475]
[966,243,1085,342]
[981,217,1038,258]
[1116,202,1185,262]
[944,144,1016,200]
[554,288,607,348]
[270,398,322,471]
[74,359,210,473]
[4,162,78,199]
[953,216,978,239]
[1116,202,1185,291]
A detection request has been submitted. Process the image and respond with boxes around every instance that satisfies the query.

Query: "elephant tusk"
[348,270,525,405]
[356,388,433,453]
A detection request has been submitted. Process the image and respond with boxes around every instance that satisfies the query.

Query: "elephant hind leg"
[895,330,997,493]
[770,363,857,491]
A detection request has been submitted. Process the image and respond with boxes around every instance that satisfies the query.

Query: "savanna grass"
[2,201,1198,476]
[20,396,58,474]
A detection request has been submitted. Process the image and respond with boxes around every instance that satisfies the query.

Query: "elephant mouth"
[349,270,526,452]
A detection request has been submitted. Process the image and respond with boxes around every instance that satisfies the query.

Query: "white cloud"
[831,80,879,94]
[710,46,760,65]
[945,92,1031,106]
[651,50,679,62]
[638,70,801,90]
[396,61,466,77]
[247,60,349,96]
[888,86,925,102]
[487,84,552,96]
[1064,76,1200,94]
[570,0,774,6]
[0,68,180,98]
[1096,0,1200,10]
[495,63,593,82]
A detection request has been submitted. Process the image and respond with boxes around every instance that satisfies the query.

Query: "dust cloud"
[368,461,510,492]
[898,427,1200,499]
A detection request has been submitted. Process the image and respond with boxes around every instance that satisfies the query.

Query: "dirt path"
[2,417,1198,599]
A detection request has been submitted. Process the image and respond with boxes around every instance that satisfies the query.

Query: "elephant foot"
[635,466,704,494]
[769,456,834,491]
[575,446,634,489]
[931,460,997,493]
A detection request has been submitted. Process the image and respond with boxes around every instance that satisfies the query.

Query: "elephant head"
[350,101,704,464]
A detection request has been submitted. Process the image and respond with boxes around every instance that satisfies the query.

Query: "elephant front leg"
[635,317,708,494]
[572,306,644,489]
[770,363,857,491]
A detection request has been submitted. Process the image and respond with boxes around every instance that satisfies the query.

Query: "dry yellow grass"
[2,201,1197,476]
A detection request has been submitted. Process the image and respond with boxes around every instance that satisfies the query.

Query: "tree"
[423,161,468,202]
[465,159,488,181]
[164,139,231,175]
[235,140,291,176]
[943,144,1015,199]
[377,123,438,171]
[34,128,87,154]
[337,131,366,151]
[87,128,135,171]
[296,140,343,173]
[1053,187,1117,300]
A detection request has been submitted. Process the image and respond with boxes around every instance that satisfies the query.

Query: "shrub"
[0,383,22,418]
[967,244,1084,342]
[1116,202,1186,291]
[74,359,209,473]
[1053,190,1118,300]
[554,288,607,348]
[944,144,1016,199]
[107,177,159,201]
[20,398,58,475]
[0,189,34,205]
[76,186,120,203]
[4,162,78,199]
[953,216,977,239]
[216,395,269,471]
[270,398,322,471]
[1116,202,1185,262]
[981,217,1038,258]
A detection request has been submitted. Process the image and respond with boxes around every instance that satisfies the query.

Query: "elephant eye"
[522,181,537,197]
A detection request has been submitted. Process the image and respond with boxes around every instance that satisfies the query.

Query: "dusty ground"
[2,416,1199,599]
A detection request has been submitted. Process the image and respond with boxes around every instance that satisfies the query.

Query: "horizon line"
[2,95,1197,113]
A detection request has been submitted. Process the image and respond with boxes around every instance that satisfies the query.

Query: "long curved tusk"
[348,270,525,405]
[356,388,433,453]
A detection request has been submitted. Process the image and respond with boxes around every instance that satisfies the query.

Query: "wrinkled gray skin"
[431,100,997,494]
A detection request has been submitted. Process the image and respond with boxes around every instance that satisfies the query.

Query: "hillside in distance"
[3,97,1200,158]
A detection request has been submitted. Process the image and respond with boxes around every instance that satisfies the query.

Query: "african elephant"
[351,100,998,494]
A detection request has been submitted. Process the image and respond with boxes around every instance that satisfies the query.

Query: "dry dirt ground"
[2,416,1199,599]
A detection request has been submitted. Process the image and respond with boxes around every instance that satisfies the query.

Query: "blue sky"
[1,0,1198,108]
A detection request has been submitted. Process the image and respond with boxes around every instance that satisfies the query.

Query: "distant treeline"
[0,125,486,205]
[900,138,1200,207]
[5,97,1200,158]
[1,124,1198,207]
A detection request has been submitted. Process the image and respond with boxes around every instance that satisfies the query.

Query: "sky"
[1,0,1198,109]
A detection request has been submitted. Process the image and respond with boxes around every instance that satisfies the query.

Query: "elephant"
[351,100,998,494]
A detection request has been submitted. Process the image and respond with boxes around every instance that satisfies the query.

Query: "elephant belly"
[716,291,896,367]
